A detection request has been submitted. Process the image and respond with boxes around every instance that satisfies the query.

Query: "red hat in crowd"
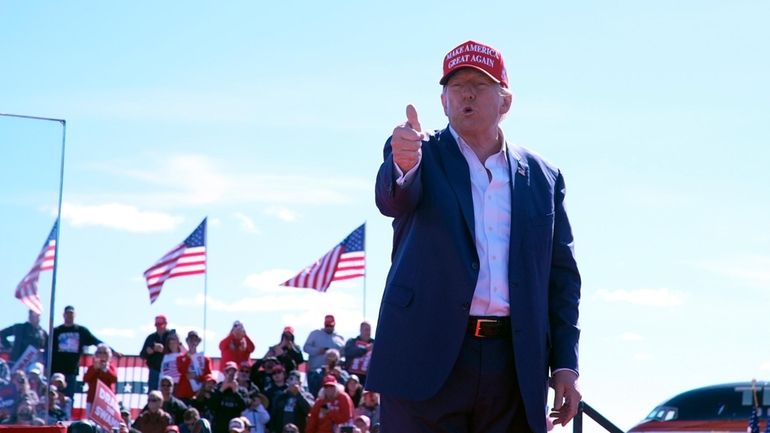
[322,375,337,386]
[324,315,335,326]
[154,314,167,324]
[224,361,238,371]
[202,374,216,383]
[271,364,286,374]
[439,40,508,88]
[283,326,295,335]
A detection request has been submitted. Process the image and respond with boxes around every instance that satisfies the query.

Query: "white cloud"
[61,202,182,233]
[634,352,652,361]
[760,362,770,371]
[243,269,295,292]
[621,332,644,342]
[86,154,368,209]
[689,255,770,289]
[233,212,260,234]
[264,206,299,222]
[97,328,137,338]
[595,287,684,307]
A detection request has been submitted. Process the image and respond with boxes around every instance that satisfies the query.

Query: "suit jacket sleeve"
[548,170,581,373]
[375,136,423,218]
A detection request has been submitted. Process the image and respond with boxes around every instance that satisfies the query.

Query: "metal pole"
[1,113,67,426]
[363,221,367,320]
[203,217,208,354]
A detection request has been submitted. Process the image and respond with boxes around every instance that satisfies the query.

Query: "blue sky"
[2,1,770,431]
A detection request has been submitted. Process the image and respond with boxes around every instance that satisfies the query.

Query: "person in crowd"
[210,361,248,433]
[141,314,174,392]
[353,415,371,433]
[0,357,9,387]
[10,370,40,418]
[119,403,142,433]
[308,349,348,397]
[269,370,314,433]
[227,417,247,433]
[181,407,212,433]
[133,390,174,433]
[177,330,212,402]
[263,364,287,407]
[235,361,260,399]
[159,375,190,425]
[0,310,47,363]
[52,305,119,399]
[306,375,353,433]
[241,390,270,433]
[50,372,72,419]
[26,362,48,418]
[191,373,217,421]
[249,356,279,391]
[263,326,304,373]
[343,321,374,386]
[47,385,68,424]
[219,321,255,367]
[303,315,345,373]
[2,398,45,426]
[344,375,363,408]
[353,391,380,427]
[83,343,118,415]
[161,331,185,387]
[282,424,300,433]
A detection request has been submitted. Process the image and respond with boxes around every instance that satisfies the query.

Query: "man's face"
[232,326,245,339]
[360,323,371,339]
[287,375,300,387]
[323,384,337,399]
[63,309,75,325]
[28,311,40,326]
[323,324,334,334]
[147,394,162,412]
[155,319,167,334]
[225,368,237,380]
[440,68,511,140]
[272,370,285,384]
[160,380,173,397]
[324,351,338,365]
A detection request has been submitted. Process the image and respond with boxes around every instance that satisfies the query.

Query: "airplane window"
[664,410,677,421]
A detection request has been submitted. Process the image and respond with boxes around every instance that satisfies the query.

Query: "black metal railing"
[573,401,625,433]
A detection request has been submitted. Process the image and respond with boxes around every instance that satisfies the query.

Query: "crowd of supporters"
[0,308,379,433]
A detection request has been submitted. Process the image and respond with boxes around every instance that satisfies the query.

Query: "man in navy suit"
[367,40,582,433]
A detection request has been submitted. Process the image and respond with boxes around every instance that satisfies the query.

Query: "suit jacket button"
[471,262,479,271]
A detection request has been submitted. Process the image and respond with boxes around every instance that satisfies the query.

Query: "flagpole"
[1,113,66,414]
[203,217,208,354]
[363,221,367,320]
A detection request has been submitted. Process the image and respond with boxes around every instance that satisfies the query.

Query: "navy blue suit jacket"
[367,127,581,433]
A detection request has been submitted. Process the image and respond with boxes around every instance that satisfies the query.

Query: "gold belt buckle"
[474,319,496,337]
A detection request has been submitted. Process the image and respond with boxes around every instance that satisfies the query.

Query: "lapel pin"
[517,165,527,177]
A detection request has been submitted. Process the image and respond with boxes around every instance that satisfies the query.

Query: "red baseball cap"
[322,375,337,386]
[439,40,508,88]
[154,315,167,324]
[283,326,295,335]
[224,361,238,371]
[324,315,335,326]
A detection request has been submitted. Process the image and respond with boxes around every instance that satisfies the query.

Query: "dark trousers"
[380,334,532,433]
[148,368,160,392]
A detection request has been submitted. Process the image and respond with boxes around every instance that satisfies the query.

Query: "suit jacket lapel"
[508,143,529,286]
[435,128,475,239]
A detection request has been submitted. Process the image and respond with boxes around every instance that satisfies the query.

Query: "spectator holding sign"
[0,310,47,364]
[83,343,118,415]
[177,330,212,402]
[161,331,185,386]
[343,321,374,387]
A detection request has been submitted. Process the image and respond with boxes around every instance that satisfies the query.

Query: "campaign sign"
[11,345,40,372]
[89,379,121,431]
[0,384,16,411]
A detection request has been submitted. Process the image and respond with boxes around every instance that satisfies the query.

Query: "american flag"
[144,218,206,304]
[281,223,365,292]
[15,219,58,314]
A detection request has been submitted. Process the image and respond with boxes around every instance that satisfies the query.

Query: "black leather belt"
[467,316,511,338]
